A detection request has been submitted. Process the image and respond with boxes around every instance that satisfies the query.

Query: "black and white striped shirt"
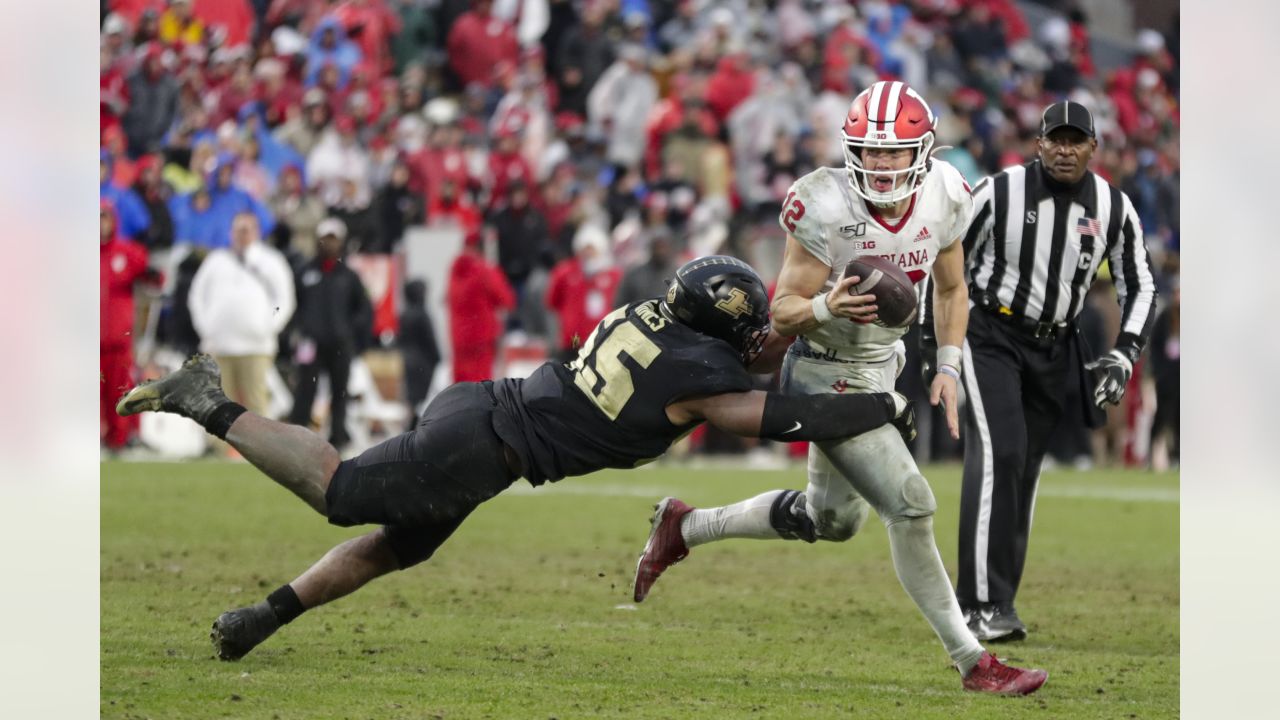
[923,160,1158,360]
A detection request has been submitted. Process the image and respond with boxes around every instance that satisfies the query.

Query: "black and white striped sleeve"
[960,176,996,264]
[919,176,994,333]
[1107,191,1158,363]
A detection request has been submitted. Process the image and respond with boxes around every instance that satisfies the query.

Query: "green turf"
[101,460,1178,719]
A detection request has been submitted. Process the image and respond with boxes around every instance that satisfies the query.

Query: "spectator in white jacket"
[305,115,372,209]
[189,212,295,419]
[587,44,658,171]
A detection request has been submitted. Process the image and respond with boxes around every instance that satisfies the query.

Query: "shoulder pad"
[780,168,847,266]
[928,160,976,246]
[930,159,973,202]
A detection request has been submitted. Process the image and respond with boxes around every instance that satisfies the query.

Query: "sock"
[680,490,788,547]
[266,584,306,625]
[957,651,984,677]
[204,401,247,440]
[885,515,985,674]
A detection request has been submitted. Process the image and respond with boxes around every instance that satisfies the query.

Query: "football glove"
[1085,350,1132,409]
[919,332,938,386]
[889,392,917,444]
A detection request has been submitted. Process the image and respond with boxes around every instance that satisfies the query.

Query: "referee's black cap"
[1040,101,1095,138]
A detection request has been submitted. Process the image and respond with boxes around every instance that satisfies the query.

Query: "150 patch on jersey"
[840,222,867,237]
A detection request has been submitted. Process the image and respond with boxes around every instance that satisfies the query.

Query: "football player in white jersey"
[633,81,1048,695]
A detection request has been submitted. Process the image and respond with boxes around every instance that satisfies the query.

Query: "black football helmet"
[661,255,771,364]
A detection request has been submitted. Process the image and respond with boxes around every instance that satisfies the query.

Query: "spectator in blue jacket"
[169,186,224,247]
[100,149,151,241]
[169,154,274,248]
[237,102,306,185]
[305,16,363,89]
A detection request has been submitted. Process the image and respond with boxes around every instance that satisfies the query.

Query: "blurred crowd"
[100,0,1179,469]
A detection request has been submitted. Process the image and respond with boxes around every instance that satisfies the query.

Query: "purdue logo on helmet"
[714,288,754,319]
[661,255,771,364]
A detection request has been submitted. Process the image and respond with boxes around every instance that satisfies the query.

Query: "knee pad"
[809,496,869,542]
[885,472,937,523]
[769,490,818,543]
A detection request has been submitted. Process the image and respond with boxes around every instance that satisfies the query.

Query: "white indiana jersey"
[780,159,975,361]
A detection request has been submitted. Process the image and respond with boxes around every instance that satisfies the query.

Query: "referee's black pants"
[289,342,355,446]
[956,309,1071,610]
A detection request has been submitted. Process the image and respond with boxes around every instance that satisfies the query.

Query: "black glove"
[1084,350,1133,408]
[889,392,917,444]
[918,331,938,387]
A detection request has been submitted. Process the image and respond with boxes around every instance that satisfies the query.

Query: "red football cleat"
[633,497,694,602]
[962,651,1048,696]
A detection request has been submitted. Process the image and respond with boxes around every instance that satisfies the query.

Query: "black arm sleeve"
[759,392,895,442]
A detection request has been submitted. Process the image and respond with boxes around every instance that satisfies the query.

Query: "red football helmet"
[841,81,937,206]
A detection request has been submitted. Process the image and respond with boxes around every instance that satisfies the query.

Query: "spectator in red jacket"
[193,0,255,49]
[411,120,472,207]
[446,231,516,382]
[332,0,402,76]
[427,177,483,238]
[546,224,621,362]
[101,199,152,451]
[445,0,518,90]
[101,42,130,143]
[487,122,539,211]
[705,52,756,124]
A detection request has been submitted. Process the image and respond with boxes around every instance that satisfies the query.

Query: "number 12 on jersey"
[568,308,662,420]
[782,191,806,232]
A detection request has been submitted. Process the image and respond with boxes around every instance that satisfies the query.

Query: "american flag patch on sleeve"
[1076,216,1102,237]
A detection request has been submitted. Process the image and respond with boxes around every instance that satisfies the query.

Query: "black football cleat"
[116,353,229,424]
[985,603,1028,642]
[966,602,1028,643]
[211,602,280,661]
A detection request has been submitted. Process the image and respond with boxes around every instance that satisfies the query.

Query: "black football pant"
[956,310,1070,610]
[325,381,516,568]
[290,343,354,445]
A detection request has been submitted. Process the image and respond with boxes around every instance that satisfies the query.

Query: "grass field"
[101,460,1178,719]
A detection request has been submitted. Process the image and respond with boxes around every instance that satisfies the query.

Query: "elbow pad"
[759,392,896,442]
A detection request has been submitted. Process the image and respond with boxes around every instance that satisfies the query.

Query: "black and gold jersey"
[490,300,753,485]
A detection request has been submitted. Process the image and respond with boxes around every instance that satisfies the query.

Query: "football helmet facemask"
[661,255,771,365]
[841,80,937,208]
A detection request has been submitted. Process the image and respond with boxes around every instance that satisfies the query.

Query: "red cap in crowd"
[335,114,358,133]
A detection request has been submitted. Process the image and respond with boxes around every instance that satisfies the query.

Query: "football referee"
[921,101,1158,642]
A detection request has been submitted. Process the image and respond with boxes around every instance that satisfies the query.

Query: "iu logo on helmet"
[714,288,753,318]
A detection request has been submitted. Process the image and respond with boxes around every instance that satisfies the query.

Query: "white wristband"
[811,292,834,324]
[938,365,961,381]
[937,345,962,372]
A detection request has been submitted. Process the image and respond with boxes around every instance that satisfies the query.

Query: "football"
[843,255,919,328]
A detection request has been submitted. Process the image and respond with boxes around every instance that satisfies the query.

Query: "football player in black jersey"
[117,256,915,662]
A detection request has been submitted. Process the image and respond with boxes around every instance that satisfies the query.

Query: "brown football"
[842,255,919,328]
